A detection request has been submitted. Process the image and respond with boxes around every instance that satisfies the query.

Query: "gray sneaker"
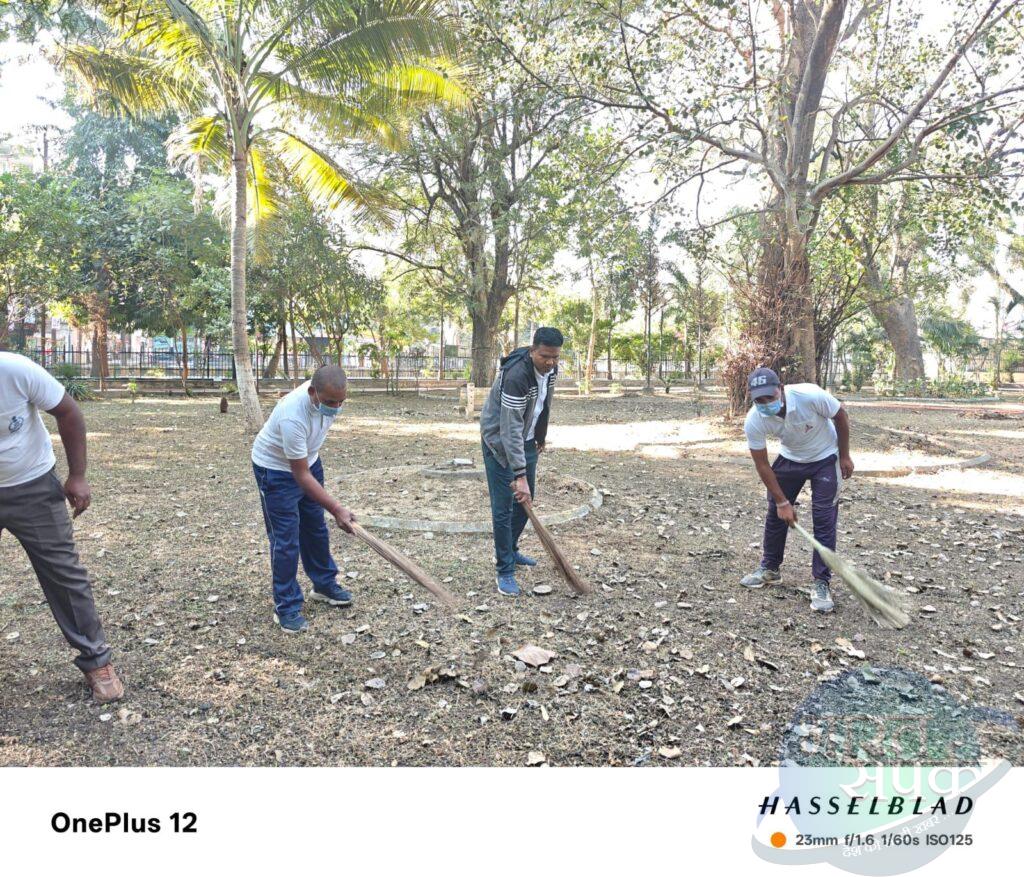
[810,579,835,612]
[740,566,781,588]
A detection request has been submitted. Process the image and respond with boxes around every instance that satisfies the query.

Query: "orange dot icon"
[770,832,787,848]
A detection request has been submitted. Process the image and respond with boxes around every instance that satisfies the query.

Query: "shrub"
[220,381,238,396]
[52,363,81,379]
[127,380,139,403]
[874,377,989,399]
[54,370,95,401]
[721,337,782,416]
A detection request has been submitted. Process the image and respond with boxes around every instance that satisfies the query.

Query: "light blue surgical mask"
[755,399,783,416]
[312,390,343,418]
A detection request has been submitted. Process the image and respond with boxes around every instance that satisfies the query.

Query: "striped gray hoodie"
[479,346,556,477]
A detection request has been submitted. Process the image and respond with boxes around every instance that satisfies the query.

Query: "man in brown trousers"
[0,351,123,702]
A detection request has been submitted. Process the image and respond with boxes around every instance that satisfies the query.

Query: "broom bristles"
[792,523,910,629]
[350,523,458,609]
[521,500,592,595]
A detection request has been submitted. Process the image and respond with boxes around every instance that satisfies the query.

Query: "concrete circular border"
[337,465,603,533]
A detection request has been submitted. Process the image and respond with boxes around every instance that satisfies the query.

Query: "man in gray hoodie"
[479,327,563,596]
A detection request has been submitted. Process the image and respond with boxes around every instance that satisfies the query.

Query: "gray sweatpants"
[0,468,111,671]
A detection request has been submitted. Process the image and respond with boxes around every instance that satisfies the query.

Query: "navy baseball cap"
[747,367,781,398]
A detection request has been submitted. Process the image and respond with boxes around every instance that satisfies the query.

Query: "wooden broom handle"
[349,522,458,608]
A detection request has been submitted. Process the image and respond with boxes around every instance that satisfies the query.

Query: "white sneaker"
[809,580,835,612]
[740,566,782,588]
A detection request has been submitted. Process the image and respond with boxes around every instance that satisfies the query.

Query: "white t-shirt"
[251,381,336,472]
[743,383,841,463]
[526,368,548,441]
[0,352,67,488]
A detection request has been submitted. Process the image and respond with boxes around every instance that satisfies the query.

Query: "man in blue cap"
[740,367,854,612]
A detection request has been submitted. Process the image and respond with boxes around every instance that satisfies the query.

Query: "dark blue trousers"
[761,453,840,582]
[252,457,339,617]
[482,438,538,576]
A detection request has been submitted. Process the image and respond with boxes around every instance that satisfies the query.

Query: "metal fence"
[24,348,474,382]
[580,359,720,383]
[23,346,718,386]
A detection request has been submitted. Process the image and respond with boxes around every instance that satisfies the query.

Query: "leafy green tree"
[64,0,465,430]
[0,171,84,351]
[550,141,643,393]
[663,230,724,387]
[51,104,174,382]
[366,0,602,386]
[118,174,228,379]
[522,0,1024,385]
[922,314,982,376]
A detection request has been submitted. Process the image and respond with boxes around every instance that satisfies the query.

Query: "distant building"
[0,142,36,174]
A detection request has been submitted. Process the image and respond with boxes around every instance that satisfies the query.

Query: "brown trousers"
[0,468,111,671]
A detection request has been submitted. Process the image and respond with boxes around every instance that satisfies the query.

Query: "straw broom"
[791,522,910,629]
[519,496,592,596]
[349,522,458,609]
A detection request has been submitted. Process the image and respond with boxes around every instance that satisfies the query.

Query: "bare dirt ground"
[1,390,1022,766]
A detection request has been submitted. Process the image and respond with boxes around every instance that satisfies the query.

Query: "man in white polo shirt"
[251,364,357,633]
[740,367,855,613]
[0,351,122,702]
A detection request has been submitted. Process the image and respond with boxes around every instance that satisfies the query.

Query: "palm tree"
[64,0,465,431]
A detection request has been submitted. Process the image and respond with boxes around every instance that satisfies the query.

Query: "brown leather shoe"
[84,664,125,703]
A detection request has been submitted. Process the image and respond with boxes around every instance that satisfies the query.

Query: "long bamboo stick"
[520,499,592,595]
[349,522,458,609]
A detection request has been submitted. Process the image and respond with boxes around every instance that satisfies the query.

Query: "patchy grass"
[1,392,1021,766]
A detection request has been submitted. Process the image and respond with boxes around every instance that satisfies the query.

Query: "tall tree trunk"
[15,309,26,349]
[870,297,926,381]
[306,335,326,367]
[263,337,283,379]
[230,153,263,432]
[470,309,501,386]
[90,325,100,379]
[39,303,47,365]
[438,299,445,380]
[644,301,653,390]
[584,301,598,395]
[180,326,189,382]
[783,232,817,382]
[751,1,848,386]
[513,290,520,348]
[696,282,704,388]
[93,316,109,389]
[582,258,599,395]
[289,297,299,380]
[859,257,926,381]
[88,278,111,389]
[752,222,815,383]
[658,304,665,385]
[991,298,1003,387]
[607,315,613,381]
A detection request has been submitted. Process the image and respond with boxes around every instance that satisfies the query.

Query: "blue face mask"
[755,399,783,416]
[312,391,343,418]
